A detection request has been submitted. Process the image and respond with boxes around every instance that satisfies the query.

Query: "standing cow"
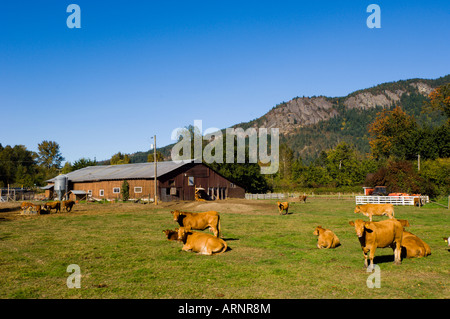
[354,204,395,221]
[62,200,76,212]
[171,210,221,238]
[43,201,61,213]
[349,219,403,270]
[277,202,289,215]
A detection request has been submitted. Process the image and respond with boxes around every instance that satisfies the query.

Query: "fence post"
[448,195,450,210]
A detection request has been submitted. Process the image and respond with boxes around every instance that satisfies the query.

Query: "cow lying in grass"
[163,228,180,241]
[171,210,221,238]
[277,202,289,215]
[21,202,34,210]
[396,219,431,258]
[177,226,228,255]
[313,226,340,249]
[349,219,403,270]
[354,204,395,222]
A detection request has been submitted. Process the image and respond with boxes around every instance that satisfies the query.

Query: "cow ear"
[364,222,374,232]
[349,221,355,226]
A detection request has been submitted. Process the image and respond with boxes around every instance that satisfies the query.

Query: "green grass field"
[0,199,448,299]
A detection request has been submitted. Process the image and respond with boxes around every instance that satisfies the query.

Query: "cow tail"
[217,215,222,238]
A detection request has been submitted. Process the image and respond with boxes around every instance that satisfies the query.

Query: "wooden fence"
[245,192,360,200]
[355,195,429,206]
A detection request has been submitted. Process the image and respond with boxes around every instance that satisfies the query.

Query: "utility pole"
[153,135,158,205]
[418,154,420,172]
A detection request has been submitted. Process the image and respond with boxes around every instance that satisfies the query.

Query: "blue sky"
[1,1,449,164]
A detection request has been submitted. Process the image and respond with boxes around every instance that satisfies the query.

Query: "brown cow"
[354,204,395,221]
[398,231,431,258]
[62,200,75,212]
[163,228,180,241]
[28,204,41,214]
[313,226,340,249]
[177,226,228,255]
[277,201,289,215]
[396,219,431,258]
[21,202,34,210]
[43,201,60,213]
[171,210,221,238]
[349,219,403,269]
[299,195,307,203]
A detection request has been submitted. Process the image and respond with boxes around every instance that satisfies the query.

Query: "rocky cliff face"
[241,80,435,135]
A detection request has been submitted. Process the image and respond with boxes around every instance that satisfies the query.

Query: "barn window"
[188,176,194,186]
[134,187,142,193]
[88,190,92,196]
[113,187,120,194]
[99,189,104,196]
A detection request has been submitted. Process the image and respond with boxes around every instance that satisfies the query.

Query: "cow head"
[177,226,192,241]
[313,226,323,236]
[171,210,182,222]
[354,206,361,214]
[397,219,410,228]
[349,219,369,238]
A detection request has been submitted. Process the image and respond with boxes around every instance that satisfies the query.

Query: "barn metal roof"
[47,161,193,183]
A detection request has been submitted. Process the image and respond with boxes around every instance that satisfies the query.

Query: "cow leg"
[368,246,376,271]
[362,247,369,268]
[394,242,402,265]
[182,244,192,252]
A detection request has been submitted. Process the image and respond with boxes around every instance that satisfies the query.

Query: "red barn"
[45,161,245,202]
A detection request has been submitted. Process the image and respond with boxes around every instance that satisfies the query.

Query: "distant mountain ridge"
[129,74,450,164]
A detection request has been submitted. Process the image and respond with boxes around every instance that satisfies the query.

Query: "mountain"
[232,74,449,163]
[129,74,450,164]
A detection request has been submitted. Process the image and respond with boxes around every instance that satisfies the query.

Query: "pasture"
[0,198,448,299]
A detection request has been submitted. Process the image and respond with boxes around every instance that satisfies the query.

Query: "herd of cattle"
[17,197,446,269]
[163,201,439,270]
[20,200,76,215]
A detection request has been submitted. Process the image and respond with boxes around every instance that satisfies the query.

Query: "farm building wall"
[70,179,155,201]
[158,163,245,201]
[45,162,245,202]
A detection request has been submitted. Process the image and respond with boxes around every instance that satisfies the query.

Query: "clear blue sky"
[1,1,449,164]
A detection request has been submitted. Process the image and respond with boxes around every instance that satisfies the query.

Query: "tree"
[147,151,164,162]
[0,144,38,187]
[61,162,73,174]
[325,142,364,186]
[121,180,129,201]
[37,140,64,169]
[278,143,294,180]
[72,158,97,170]
[110,152,130,165]
[365,160,424,194]
[427,83,450,121]
[368,106,418,160]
